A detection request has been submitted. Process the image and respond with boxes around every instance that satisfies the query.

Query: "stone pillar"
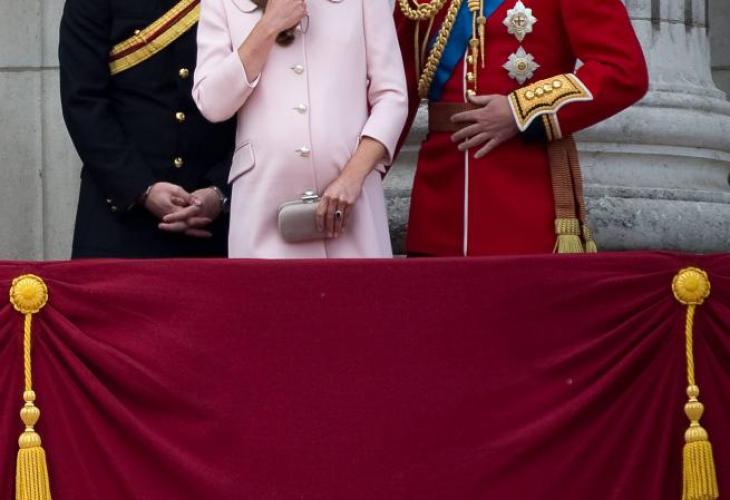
[0,0,80,260]
[387,0,730,253]
[579,0,730,251]
[710,0,730,96]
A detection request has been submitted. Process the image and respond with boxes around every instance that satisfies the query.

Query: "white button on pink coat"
[193,0,409,258]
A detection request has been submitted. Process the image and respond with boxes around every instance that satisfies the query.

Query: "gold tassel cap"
[554,218,584,254]
[9,275,52,500]
[672,268,719,500]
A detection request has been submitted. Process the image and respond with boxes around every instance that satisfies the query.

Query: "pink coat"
[193,0,408,258]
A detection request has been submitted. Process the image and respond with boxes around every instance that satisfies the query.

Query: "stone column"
[386,0,730,253]
[578,0,730,251]
[0,0,80,260]
[710,0,730,96]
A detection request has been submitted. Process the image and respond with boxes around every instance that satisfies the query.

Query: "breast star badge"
[503,1,537,42]
[503,47,539,84]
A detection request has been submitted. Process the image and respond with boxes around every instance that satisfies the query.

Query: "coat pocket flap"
[228,142,255,184]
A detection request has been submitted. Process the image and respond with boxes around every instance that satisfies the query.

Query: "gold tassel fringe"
[672,268,719,500]
[17,390,52,500]
[682,386,719,500]
[9,275,53,500]
[554,218,585,254]
[582,225,598,253]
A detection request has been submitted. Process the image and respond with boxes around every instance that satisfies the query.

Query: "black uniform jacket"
[59,0,237,258]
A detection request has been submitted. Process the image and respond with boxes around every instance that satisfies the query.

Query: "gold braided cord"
[24,314,34,392]
[421,16,437,65]
[417,0,463,98]
[398,0,450,20]
[671,268,719,500]
[685,304,696,387]
[10,274,53,500]
[477,0,486,67]
[466,0,480,94]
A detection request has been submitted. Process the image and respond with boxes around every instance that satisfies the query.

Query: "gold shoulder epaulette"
[508,73,593,131]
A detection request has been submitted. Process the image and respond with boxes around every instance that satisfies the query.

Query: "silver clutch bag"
[278,191,326,243]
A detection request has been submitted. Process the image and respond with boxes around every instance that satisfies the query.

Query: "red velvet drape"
[0,253,728,499]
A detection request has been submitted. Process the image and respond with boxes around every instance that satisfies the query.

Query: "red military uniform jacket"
[396,0,649,256]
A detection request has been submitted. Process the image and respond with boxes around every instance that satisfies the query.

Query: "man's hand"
[450,94,519,159]
[158,187,223,238]
[142,182,195,219]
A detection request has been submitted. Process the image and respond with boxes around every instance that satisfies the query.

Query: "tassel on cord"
[554,218,584,254]
[564,137,598,252]
[548,139,584,254]
[582,225,598,253]
[9,275,52,500]
[672,268,719,500]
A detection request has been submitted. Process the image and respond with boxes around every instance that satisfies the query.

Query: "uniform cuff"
[508,73,593,131]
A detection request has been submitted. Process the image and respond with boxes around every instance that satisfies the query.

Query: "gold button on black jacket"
[59,0,236,258]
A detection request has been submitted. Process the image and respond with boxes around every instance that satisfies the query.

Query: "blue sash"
[428,0,506,101]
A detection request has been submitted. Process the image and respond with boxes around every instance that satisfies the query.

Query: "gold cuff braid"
[508,73,593,132]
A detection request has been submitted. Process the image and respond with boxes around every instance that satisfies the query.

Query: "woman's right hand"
[261,0,307,35]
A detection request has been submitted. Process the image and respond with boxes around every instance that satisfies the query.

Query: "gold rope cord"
[672,268,719,500]
[400,0,487,98]
[399,0,451,20]
[9,275,52,500]
[420,17,437,69]
[466,0,481,94]
[547,138,583,253]
[415,0,463,98]
[564,137,597,252]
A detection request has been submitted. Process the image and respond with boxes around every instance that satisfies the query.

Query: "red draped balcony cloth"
[0,253,728,499]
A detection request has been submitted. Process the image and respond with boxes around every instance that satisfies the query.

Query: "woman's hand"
[316,170,366,239]
[260,0,307,36]
[237,0,307,86]
[315,137,387,239]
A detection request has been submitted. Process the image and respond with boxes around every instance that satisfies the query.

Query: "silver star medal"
[503,0,537,42]
[503,47,540,84]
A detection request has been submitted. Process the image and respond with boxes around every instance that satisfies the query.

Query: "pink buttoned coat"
[193,0,408,258]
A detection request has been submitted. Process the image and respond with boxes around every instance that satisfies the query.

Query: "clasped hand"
[143,182,222,238]
[450,94,519,159]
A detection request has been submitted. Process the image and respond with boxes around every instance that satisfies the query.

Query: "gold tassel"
[9,275,52,500]
[672,268,719,500]
[554,218,585,254]
[582,225,598,253]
